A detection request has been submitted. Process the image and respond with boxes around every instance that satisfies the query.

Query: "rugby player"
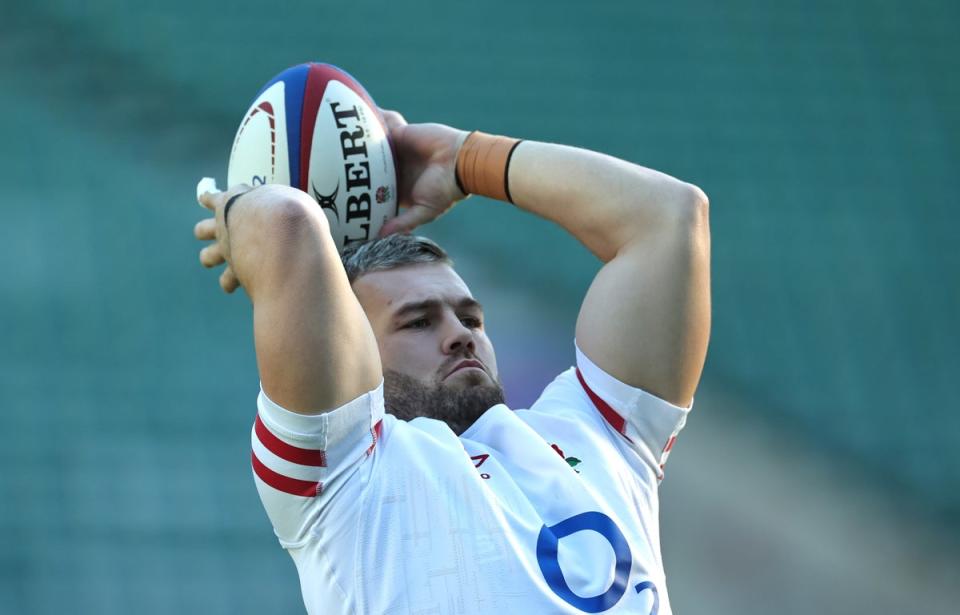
[194,110,710,614]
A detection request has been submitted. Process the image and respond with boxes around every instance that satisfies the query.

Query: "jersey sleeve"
[250,382,385,548]
[573,343,690,481]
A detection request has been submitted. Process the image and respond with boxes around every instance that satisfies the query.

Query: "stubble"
[383,369,506,435]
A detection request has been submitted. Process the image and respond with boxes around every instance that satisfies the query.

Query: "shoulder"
[520,344,693,481]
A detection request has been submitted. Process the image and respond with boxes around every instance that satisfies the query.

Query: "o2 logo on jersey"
[536,512,659,614]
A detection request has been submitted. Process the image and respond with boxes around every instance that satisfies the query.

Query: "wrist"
[222,189,251,229]
[454,131,523,203]
[450,130,470,198]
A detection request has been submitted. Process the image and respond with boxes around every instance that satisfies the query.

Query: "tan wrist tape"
[455,131,523,203]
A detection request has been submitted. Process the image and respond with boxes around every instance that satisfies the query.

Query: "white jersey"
[250,345,689,614]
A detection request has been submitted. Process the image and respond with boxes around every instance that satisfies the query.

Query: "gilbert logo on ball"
[227,63,397,251]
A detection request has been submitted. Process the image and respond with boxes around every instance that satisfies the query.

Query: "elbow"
[263,195,334,250]
[688,183,710,214]
[619,182,709,256]
[634,182,709,239]
[674,184,710,260]
[271,195,329,231]
[643,182,709,250]
[227,188,339,300]
[252,195,339,279]
[605,179,709,260]
[672,183,709,231]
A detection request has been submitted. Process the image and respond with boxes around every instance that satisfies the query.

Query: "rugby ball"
[227,63,397,251]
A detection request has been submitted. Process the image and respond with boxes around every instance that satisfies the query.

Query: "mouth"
[445,359,486,379]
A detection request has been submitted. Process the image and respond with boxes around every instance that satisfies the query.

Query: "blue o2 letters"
[536,511,659,613]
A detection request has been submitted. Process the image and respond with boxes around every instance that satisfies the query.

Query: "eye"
[460,316,482,329]
[403,317,430,330]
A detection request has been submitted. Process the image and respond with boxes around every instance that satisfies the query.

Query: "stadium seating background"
[2,1,957,612]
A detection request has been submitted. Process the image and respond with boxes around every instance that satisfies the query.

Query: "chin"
[384,368,506,436]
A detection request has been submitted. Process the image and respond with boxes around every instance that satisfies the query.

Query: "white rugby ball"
[227,63,397,251]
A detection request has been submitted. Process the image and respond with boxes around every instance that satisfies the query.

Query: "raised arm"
[510,142,710,407]
[379,119,710,407]
[195,184,382,414]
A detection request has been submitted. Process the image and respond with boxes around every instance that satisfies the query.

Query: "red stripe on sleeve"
[252,451,322,497]
[576,368,631,440]
[255,415,327,467]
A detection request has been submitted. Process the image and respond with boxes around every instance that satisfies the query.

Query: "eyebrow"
[392,297,483,319]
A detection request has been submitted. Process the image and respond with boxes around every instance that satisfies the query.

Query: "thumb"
[379,203,441,237]
[379,109,407,134]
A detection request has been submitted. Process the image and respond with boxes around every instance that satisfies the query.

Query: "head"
[342,235,503,434]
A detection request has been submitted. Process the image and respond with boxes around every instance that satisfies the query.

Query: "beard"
[383,369,505,435]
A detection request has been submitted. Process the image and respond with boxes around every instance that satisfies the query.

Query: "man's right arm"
[196,183,382,415]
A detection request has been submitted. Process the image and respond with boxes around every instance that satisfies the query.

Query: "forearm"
[208,184,381,413]
[456,135,710,402]
[362,117,710,403]
[462,136,704,262]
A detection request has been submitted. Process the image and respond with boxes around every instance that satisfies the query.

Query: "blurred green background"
[2,1,958,613]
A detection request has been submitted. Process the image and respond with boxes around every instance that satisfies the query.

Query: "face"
[353,262,504,434]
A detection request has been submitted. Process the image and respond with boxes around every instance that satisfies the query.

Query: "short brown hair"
[340,234,452,284]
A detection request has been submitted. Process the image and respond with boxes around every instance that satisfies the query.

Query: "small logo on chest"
[551,443,582,473]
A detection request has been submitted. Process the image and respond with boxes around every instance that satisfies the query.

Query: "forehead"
[352,262,475,319]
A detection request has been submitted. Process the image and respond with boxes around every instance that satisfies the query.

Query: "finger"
[379,203,440,237]
[198,181,252,213]
[198,190,221,212]
[199,244,226,268]
[220,267,240,293]
[194,217,216,240]
[197,177,221,210]
[380,109,408,133]
[196,176,219,199]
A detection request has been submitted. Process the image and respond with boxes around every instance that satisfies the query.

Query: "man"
[195,110,710,614]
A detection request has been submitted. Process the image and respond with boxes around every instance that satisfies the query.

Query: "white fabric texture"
[251,345,691,615]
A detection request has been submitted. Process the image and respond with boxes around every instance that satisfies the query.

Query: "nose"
[441,317,476,356]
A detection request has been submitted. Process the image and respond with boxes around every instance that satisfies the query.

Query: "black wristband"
[503,139,523,205]
[223,190,249,228]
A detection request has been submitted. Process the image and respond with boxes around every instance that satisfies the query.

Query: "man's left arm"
[379,120,710,406]
[508,140,711,407]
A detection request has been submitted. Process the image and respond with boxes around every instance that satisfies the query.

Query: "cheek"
[478,333,499,375]
[379,335,439,377]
